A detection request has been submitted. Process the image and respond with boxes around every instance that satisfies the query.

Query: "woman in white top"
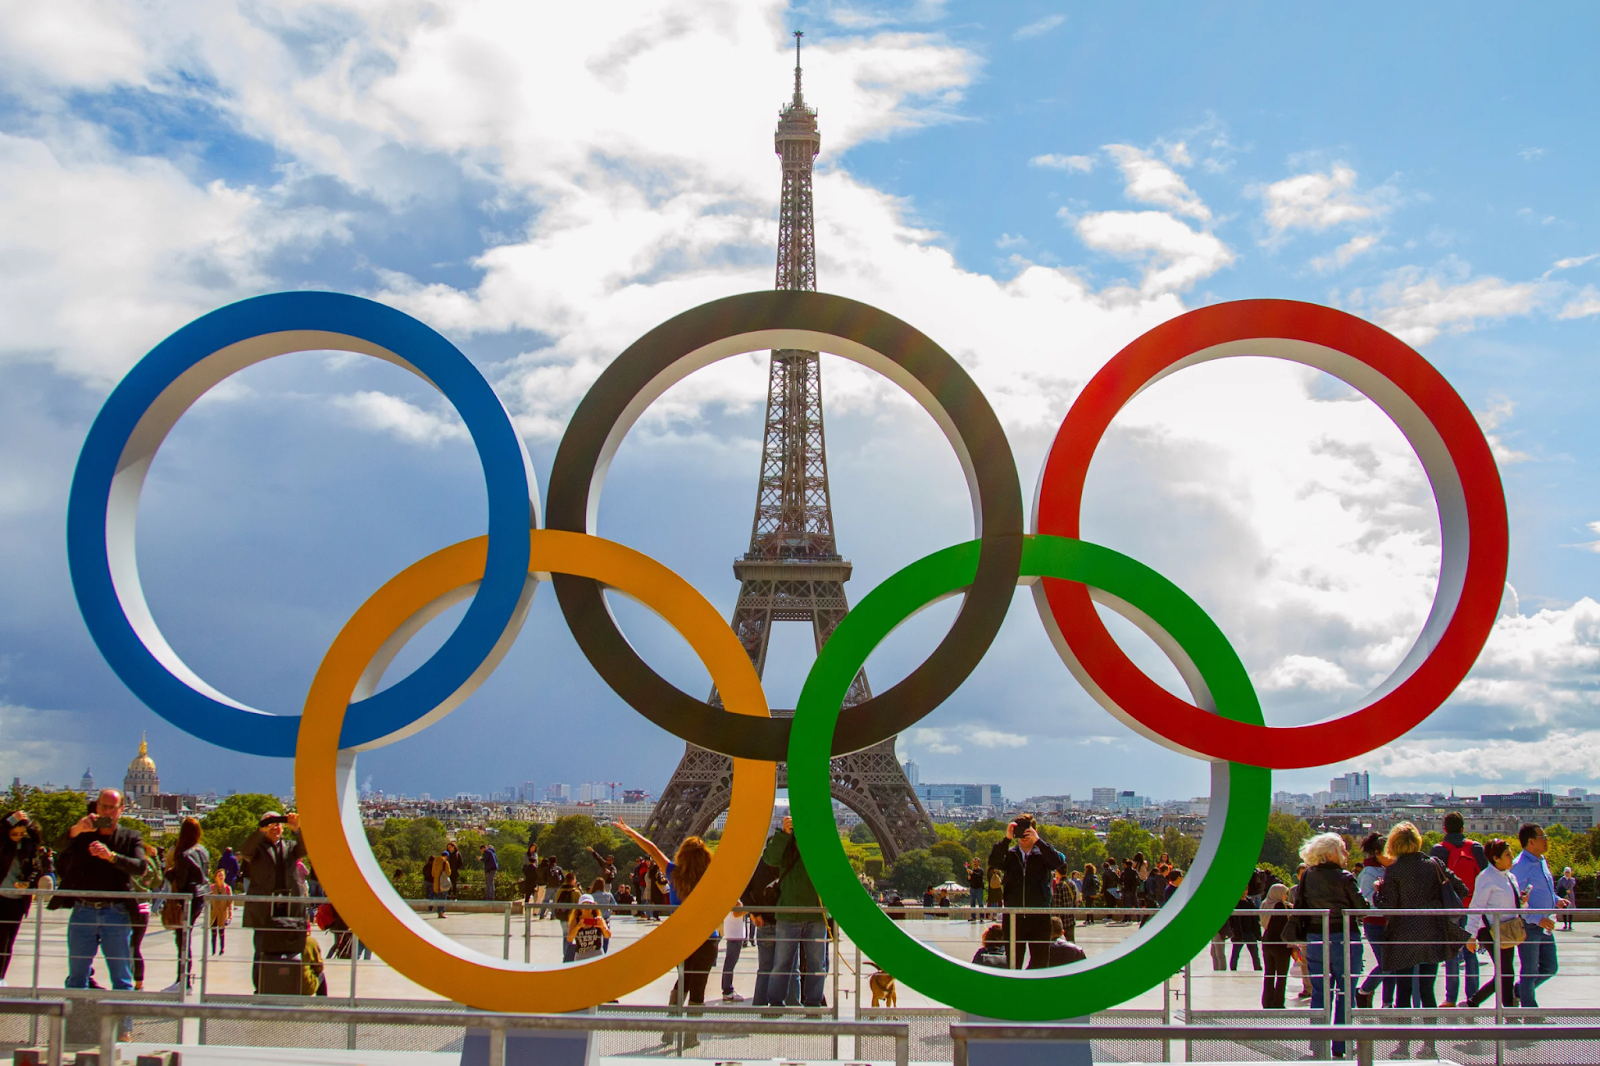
[719,908,749,1001]
[1465,839,1526,1008]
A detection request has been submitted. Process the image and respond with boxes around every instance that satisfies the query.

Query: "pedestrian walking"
[966,860,985,922]
[1228,888,1262,970]
[160,816,209,991]
[1511,823,1564,1012]
[208,868,233,956]
[444,842,463,901]
[56,790,147,991]
[986,814,1066,969]
[480,844,499,901]
[217,846,240,888]
[1465,839,1524,1009]
[1430,812,1487,1006]
[1353,832,1395,1010]
[1377,821,1468,1061]
[521,847,539,904]
[1259,883,1291,1008]
[1555,866,1577,932]
[1,812,42,985]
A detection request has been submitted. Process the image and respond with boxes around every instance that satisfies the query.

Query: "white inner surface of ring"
[108,330,432,714]
[1032,336,1464,756]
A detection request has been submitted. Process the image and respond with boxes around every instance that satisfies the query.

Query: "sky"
[2,2,1599,808]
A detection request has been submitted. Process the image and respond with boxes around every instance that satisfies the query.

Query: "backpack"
[573,922,605,961]
[988,867,1004,891]
[1439,840,1482,906]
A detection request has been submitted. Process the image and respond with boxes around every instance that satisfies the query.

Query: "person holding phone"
[1,812,43,985]
[56,789,147,990]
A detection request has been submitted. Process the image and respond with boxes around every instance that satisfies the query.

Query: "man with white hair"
[57,788,146,990]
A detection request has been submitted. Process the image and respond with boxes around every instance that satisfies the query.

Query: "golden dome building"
[123,734,160,806]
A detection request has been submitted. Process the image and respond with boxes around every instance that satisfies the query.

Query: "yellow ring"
[295,530,777,1013]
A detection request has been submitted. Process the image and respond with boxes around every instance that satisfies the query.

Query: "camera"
[1013,814,1036,836]
[93,815,115,830]
[5,812,26,828]
[260,814,288,826]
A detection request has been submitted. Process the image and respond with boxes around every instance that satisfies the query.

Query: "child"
[566,894,610,963]
[209,867,233,955]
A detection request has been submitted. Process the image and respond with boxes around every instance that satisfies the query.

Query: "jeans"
[752,923,778,1006]
[66,905,135,990]
[1517,926,1558,1008]
[1443,919,1481,1003]
[721,938,744,996]
[1394,962,1438,1009]
[0,895,30,980]
[1306,932,1362,1056]
[771,920,827,1007]
[1357,921,1396,1006]
[484,876,496,901]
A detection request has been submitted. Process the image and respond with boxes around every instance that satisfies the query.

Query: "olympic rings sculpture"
[67,289,1507,1018]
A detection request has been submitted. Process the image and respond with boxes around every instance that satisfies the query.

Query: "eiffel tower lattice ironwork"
[644,34,936,863]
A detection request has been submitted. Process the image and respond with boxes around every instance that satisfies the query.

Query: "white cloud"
[0,702,91,784]
[1374,730,1600,784]
[1031,153,1094,172]
[1103,144,1211,222]
[332,391,470,446]
[1256,654,1361,693]
[1073,210,1235,295]
[1547,253,1597,274]
[995,232,1026,249]
[1258,164,1391,236]
[1574,521,1600,554]
[1013,14,1066,40]
[1350,266,1548,346]
[1474,398,1531,465]
[1558,286,1600,320]
[967,727,1028,749]
[1310,232,1382,274]
[0,129,347,382]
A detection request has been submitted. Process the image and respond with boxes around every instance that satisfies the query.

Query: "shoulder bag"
[1432,859,1473,953]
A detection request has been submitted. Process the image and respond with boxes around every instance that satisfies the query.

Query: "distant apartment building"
[1330,772,1370,802]
[546,783,571,802]
[1091,787,1119,809]
[903,760,921,787]
[915,783,1001,810]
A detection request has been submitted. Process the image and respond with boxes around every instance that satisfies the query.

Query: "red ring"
[1034,299,1508,768]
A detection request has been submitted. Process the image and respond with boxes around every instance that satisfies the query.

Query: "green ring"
[789,534,1271,1020]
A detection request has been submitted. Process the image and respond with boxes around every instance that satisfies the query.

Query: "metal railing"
[0,999,68,1066]
[950,1021,1600,1066]
[95,999,911,1066]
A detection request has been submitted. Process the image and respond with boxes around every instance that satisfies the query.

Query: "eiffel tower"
[644,34,936,864]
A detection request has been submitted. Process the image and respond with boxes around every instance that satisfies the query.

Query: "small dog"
[869,967,897,1008]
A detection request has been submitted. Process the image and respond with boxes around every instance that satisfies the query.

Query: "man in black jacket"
[58,789,146,990]
[986,814,1065,969]
[238,811,307,991]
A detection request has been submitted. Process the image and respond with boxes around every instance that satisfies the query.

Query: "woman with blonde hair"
[1376,821,1469,1060]
[1293,833,1366,1058]
[1259,882,1292,1009]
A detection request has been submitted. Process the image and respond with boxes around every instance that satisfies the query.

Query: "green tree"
[3,786,89,846]
[849,822,877,844]
[1161,827,1200,871]
[201,793,285,853]
[888,849,952,896]
[930,840,973,871]
[863,857,884,880]
[963,829,1006,863]
[1038,826,1108,872]
[931,823,964,843]
[539,815,621,874]
[1105,820,1155,863]
[1259,812,1311,869]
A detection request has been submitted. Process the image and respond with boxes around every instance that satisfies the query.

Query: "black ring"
[546,290,1024,759]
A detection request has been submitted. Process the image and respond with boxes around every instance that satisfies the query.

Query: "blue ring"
[66,291,535,756]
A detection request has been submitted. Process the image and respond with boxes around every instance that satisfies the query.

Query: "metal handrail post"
[46,1008,64,1066]
[1492,918,1503,1066]
[895,1027,909,1066]
[502,904,511,960]
[1322,909,1333,1043]
[523,896,531,963]
[487,1022,506,1066]
[29,890,44,1045]
[1161,976,1171,1062]
[1007,904,1016,967]
[99,1006,117,1066]
[1182,960,1192,1061]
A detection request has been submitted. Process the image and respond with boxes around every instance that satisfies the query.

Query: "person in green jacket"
[761,814,826,1007]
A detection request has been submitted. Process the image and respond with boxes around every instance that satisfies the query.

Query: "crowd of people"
[2,793,1584,1050]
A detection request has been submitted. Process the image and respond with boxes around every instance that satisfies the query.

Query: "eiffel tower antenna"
[644,35,936,862]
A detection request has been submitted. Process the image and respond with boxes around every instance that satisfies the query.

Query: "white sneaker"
[723,992,745,1002]
[161,982,183,993]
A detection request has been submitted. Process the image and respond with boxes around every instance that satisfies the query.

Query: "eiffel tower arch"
[645,35,935,864]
